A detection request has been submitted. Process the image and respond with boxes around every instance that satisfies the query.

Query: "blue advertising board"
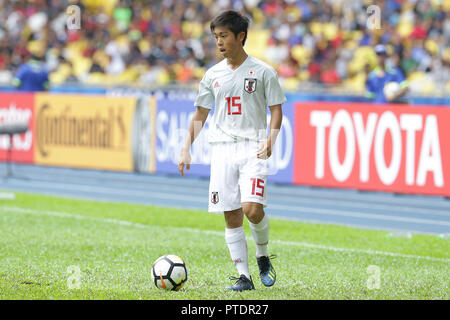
[153,94,294,184]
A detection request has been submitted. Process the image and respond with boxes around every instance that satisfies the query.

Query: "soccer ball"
[383,81,400,101]
[151,255,187,291]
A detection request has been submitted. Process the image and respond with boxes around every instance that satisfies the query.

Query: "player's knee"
[242,203,263,224]
[224,208,244,228]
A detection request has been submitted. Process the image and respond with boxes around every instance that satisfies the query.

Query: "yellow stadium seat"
[115,34,130,51]
[27,40,46,57]
[82,0,118,15]
[310,22,323,36]
[282,78,300,91]
[49,64,73,84]
[251,8,265,26]
[171,63,183,74]
[92,50,110,69]
[142,8,151,20]
[72,57,92,77]
[193,67,206,79]
[407,71,426,82]
[298,70,310,82]
[85,72,106,85]
[397,21,413,38]
[420,82,436,94]
[342,72,366,93]
[425,39,438,55]
[291,45,311,67]
[246,29,270,61]
[349,46,377,73]
[350,30,363,41]
[157,70,171,86]
[433,0,450,10]
[138,39,151,55]
[117,67,139,83]
[182,21,203,38]
[323,23,338,41]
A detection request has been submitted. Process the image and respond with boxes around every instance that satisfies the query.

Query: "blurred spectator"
[366,44,408,103]
[277,54,299,79]
[400,46,419,76]
[0,0,447,96]
[265,37,289,64]
[113,0,132,32]
[429,48,450,93]
[320,60,340,86]
[12,42,49,91]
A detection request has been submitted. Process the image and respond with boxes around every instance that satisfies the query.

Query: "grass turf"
[0,191,448,300]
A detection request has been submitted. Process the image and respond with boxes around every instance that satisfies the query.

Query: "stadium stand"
[0,0,449,96]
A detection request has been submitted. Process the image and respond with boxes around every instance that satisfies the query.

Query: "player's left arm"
[257,104,282,159]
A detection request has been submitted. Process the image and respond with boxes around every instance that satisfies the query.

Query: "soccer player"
[178,10,286,291]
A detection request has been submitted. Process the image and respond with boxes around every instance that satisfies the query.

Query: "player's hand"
[257,141,272,159]
[178,148,191,177]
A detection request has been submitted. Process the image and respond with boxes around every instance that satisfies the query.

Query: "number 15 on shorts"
[251,178,265,197]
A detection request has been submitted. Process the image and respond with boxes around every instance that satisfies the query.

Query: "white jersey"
[194,55,287,143]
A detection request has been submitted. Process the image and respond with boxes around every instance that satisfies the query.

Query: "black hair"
[210,10,250,46]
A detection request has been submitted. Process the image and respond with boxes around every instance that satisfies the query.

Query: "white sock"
[225,226,250,278]
[249,213,270,258]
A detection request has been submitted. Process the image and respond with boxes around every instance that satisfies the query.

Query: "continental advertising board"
[0,92,156,173]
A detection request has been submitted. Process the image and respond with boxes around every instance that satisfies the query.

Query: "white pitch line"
[1,206,449,263]
[0,192,15,200]
[6,179,450,228]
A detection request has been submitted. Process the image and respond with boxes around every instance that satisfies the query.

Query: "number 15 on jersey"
[225,96,241,115]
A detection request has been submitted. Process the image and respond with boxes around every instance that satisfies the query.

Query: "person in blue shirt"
[12,53,49,92]
[366,44,409,103]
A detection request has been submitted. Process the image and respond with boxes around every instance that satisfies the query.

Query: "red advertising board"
[293,102,450,197]
[0,93,35,163]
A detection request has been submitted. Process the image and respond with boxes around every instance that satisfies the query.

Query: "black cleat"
[256,255,277,287]
[227,274,255,291]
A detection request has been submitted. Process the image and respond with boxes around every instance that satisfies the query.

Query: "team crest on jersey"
[211,192,219,204]
[244,78,257,93]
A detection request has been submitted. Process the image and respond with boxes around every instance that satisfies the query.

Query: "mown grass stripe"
[2,205,448,263]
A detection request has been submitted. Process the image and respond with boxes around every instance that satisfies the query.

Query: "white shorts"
[208,140,268,213]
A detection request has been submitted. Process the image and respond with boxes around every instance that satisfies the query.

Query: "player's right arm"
[178,106,210,177]
[179,70,213,176]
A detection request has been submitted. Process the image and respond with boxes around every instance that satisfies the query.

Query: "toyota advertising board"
[293,102,450,197]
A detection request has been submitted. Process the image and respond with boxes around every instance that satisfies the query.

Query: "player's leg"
[239,140,276,287]
[242,202,276,287]
[224,208,247,278]
[209,142,254,291]
[224,208,255,291]
[242,202,269,257]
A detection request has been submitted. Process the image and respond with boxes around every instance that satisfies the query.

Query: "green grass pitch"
[0,191,448,300]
